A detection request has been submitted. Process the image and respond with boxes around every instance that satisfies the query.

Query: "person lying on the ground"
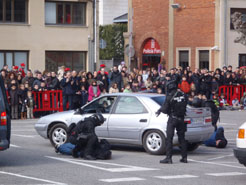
[204,127,227,148]
[55,114,111,160]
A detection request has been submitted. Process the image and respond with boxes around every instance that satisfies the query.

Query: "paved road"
[0,110,245,185]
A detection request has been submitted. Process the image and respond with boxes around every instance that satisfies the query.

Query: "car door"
[71,96,118,138]
[108,96,150,141]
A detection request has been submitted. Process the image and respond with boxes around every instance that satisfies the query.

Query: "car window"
[83,96,117,114]
[114,96,148,114]
[151,96,166,106]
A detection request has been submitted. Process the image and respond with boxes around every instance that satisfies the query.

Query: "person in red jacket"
[178,76,191,94]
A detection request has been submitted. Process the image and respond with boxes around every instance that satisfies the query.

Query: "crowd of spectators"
[1,62,246,119]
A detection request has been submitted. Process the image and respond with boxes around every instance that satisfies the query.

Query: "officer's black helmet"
[91,113,105,125]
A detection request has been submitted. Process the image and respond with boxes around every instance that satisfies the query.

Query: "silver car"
[35,93,214,155]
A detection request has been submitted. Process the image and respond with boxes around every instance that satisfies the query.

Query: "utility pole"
[94,0,97,70]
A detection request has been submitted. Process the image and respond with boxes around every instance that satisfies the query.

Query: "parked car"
[234,122,246,166]
[35,93,214,155]
[0,75,11,151]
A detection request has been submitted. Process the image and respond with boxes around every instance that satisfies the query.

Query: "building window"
[46,51,87,72]
[0,51,28,70]
[199,50,209,69]
[179,51,189,69]
[0,0,28,23]
[230,8,246,30]
[239,54,246,67]
[45,1,86,25]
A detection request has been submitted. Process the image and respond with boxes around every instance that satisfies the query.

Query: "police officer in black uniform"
[71,113,105,160]
[156,79,188,164]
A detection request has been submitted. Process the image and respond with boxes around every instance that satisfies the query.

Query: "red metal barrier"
[33,90,63,112]
[219,85,246,105]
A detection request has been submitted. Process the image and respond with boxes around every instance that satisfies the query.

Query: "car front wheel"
[49,124,68,146]
[143,130,166,155]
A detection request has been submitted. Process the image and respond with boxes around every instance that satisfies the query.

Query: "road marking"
[218,123,237,126]
[12,134,36,138]
[206,172,246,177]
[99,177,145,183]
[224,130,238,132]
[46,156,159,172]
[12,129,35,132]
[189,159,246,169]
[10,144,21,148]
[155,175,198,180]
[0,171,66,185]
[207,154,233,161]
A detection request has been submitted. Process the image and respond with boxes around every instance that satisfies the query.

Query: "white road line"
[207,154,233,161]
[12,134,36,138]
[46,156,159,172]
[155,175,198,180]
[0,171,66,185]
[10,144,21,148]
[12,129,35,132]
[206,172,246,177]
[99,177,145,183]
[224,130,238,132]
[189,159,246,169]
[218,123,237,126]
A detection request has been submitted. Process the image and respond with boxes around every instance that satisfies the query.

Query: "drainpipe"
[224,0,228,66]
[94,0,97,71]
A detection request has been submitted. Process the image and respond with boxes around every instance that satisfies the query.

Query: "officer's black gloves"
[156,109,162,117]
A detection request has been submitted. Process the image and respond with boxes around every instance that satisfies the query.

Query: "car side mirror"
[75,108,84,115]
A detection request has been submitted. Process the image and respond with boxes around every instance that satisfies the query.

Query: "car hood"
[239,122,246,129]
[37,110,75,124]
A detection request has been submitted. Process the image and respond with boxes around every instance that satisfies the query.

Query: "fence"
[33,90,63,112]
[32,85,246,112]
[218,85,246,105]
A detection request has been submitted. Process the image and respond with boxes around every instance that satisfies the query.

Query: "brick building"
[129,0,220,71]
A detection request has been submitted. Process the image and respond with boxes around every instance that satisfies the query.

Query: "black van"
[0,75,11,151]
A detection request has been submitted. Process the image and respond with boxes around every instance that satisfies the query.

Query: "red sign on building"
[143,39,161,55]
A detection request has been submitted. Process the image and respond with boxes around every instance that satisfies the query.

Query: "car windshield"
[151,96,165,106]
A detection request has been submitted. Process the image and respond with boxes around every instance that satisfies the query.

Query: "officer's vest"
[170,91,187,117]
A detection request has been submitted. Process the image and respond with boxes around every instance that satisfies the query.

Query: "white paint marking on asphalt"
[12,134,36,138]
[10,144,21,148]
[218,123,237,126]
[189,159,246,169]
[12,129,35,132]
[0,171,66,185]
[206,172,246,177]
[46,156,159,172]
[99,177,145,183]
[155,175,198,180]
[207,154,233,161]
[224,130,238,132]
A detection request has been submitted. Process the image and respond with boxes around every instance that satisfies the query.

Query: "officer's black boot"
[160,157,173,164]
[180,158,188,163]
[84,155,96,160]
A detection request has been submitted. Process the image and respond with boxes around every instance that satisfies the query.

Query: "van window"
[0,89,5,112]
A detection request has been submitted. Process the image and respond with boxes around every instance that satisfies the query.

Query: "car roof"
[103,93,164,98]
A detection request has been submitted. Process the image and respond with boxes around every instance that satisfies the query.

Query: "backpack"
[171,91,187,117]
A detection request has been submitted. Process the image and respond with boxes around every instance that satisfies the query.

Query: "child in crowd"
[157,88,162,94]
[123,84,132,93]
[219,94,229,110]
[232,97,241,110]
[18,84,27,119]
[77,85,88,107]
[9,84,19,119]
[26,91,35,119]
[178,75,191,94]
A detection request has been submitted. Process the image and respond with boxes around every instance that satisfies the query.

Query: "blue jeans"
[63,95,73,111]
[58,143,75,155]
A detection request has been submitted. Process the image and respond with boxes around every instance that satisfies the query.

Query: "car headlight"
[238,129,245,139]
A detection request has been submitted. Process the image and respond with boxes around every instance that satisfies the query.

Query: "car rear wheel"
[143,130,166,155]
[187,142,200,152]
[49,124,68,146]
